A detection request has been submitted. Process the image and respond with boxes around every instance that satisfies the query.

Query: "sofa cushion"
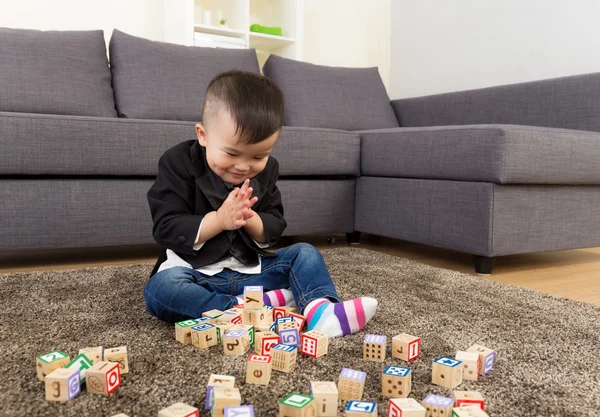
[109,30,260,121]
[0,28,116,117]
[359,125,600,184]
[262,55,399,131]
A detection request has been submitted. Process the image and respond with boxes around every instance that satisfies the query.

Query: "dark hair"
[202,70,285,144]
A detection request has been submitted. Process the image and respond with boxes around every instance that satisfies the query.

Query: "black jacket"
[147,140,287,278]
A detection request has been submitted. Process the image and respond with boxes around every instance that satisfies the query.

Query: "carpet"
[1,247,599,417]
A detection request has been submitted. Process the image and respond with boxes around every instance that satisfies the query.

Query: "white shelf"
[249,32,295,51]
[194,24,247,39]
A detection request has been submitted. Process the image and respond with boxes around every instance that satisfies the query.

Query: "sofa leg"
[473,255,495,275]
[346,232,361,244]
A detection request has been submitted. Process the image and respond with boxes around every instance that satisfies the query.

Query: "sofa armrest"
[391,72,600,133]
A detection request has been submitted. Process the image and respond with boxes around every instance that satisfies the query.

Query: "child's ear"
[195,123,207,147]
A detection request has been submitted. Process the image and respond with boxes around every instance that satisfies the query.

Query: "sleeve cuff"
[192,218,205,251]
[252,238,270,249]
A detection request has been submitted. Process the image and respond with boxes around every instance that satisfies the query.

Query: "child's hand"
[217,179,258,230]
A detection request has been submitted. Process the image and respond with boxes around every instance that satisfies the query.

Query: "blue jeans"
[144,242,340,323]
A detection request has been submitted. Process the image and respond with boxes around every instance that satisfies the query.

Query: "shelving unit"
[164,0,304,64]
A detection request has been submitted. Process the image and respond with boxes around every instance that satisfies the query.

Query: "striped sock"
[235,295,244,305]
[262,289,296,307]
[303,297,378,338]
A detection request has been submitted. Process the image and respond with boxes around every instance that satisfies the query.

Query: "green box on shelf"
[250,24,282,36]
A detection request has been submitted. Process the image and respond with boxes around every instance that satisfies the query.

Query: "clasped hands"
[217,179,258,231]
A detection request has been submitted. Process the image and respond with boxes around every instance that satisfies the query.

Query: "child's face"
[196,108,279,185]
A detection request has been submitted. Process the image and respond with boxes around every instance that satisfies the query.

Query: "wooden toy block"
[271,343,298,372]
[44,367,80,402]
[278,327,300,347]
[79,346,103,364]
[455,351,480,381]
[203,309,224,323]
[309,381,338,417]
[432,356,463,389]
[111,414,130,417]
[288,312,306,330]
[86,361,121,396]
[300,330,329,358]
[421,394,454,417]
[36,350,71,381]
[65,353,94,383]
[224,405,255,417]
[338,368,367,401]
[217,311,243,325]
[392,333,421,362]
[451,405,489,417]
[279,393,316,417]
[231,323,255,347]
[255,331,280,355]
[264,305,274,322]
[104,346,129,374]
[214,323,235,344]
[175,319,201,344]
[346,401,377,416]
[246,354,272,385]
[466,344,496,376]
[243,308,271,326]
[206,374,235,410]
[211,387,242,417]
[453,391,485,410]
[255,324,274,333]
[191,323,219,349]
[158,402,199,417]
[387,398,426,417]
[243,286,264,309]
[273,306,297,320]
[382,366,411,398]
[223,329,251,355]
[364,334,387,362]
[275,317,296,332]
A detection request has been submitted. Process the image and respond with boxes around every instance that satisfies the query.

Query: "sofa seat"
[359,124,600,184]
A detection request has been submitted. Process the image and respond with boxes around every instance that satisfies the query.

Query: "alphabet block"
[86,361,121,395]
[191,323,219,349]
[158,402,199,417]
[223,329,250,356]
[255,331,280,355]
[275,316,296,332]
[279,393,316,417]
[387,398,426,417]
[203,309,224,323]
[300,330,329,358]
[246,354,272,385]
[382,366,411,398]
[451,405,489,417]
[288,313,306,330]
[364,334,387,362]
[45,367,80,402]
[432,356,463,389]
[466,344,495,376]
[36,350,71,381]
[243,308,271,326]
[230,323,255,347]
[392,333,420,362]
[206,374,235,410]
[271,343,298,372]
[421,394,454,417]
[211,387,242,417]
[175,319,201,344]
[65,353,94,383]
[218,308,243,325]
[224,406,254,417]
[243,286,263,309]
[104,346,129,374]
[273,306,297,320]
[346,401,377,416]
[455,351,479,381]
[309,381,338,417]
[338,368,367,401]
[78,346,103,364]
[453,391,485,410]
[214,323,235,345]
[279,327,300,347]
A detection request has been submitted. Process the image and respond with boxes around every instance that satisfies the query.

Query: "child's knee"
[292,242,323,260]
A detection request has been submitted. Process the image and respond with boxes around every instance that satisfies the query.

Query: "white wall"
[391,0,600,99]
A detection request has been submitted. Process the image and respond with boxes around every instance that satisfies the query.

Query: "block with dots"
[432,356,463,389]
[421,394,454,417]
[363,334,387,362]
[381,366,411,398]
[455,351,480,381]
[466,344,496,376]
[300,330,329,358]
[338,368,367,401]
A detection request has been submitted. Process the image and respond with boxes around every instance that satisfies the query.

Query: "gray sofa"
[1,28,599,274]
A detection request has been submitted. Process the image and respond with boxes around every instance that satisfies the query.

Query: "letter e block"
[246,354,272,385]
[432,356,463,389]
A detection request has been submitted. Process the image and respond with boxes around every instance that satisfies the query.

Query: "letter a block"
[36,350,71,381]
[223,329,250,356]
[300,330,329,358]
[246,354,272,385]
[211,387,242,417]
[244,286,263,309]
[455,351,480,381]
[309,381,338,417]
[191,323,219,349]
[206,374,235,410]
[279,393,316,417]
[388,398,426,417]
[224,406,254,417]
[338,368,367,401]
[45,367,80,402]
[255,331,280,355]
[453,391,485,410]
[158,402,199,417]
[104,346,129,374]
[466,344,496,376]
[364,334,387,362]
[382,366,411,398]
[346,401,378,416]
[421,394,454,417]
[451,405,489,417]
[271,344,298,372]
[86,361,121,395]
[432,356,463,389]
[392,333,420,362]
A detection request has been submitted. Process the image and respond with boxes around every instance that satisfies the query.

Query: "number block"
[158,402,199,417]
[346,401,377,416]
[222,329,251,355]
[273,306,297,320]
[246,354,272,385]
[392,333,421,362]
[243,308,271,326]
[255,331,280,355]
[191,323,219,349]
[86,361,121,395]
[387,398,426,417]
[300,330,329,358]
[66,353,94,383]
[45,367,80,402]
[455,351,479,381]
[279,327,300,347]
[279,393,316,417]
[364,334,387,362]
[36,350,71,382]
[288,313,306,330]
[79,346,103,364]
[206,374,235,410]
[451,405,489,417]
[338,368,367,401]
[432,356,463,389]
[104,346,129,374]
[421,394,454,417]
[203,309,224,323]
[211,387,241,417]
[382,366,411,398]
[271,343,298,372]
[453,391,485,410]
[175,319,201,344]
[244,286,264,309]
[224,405,255,417]
[309,381,338,417]
[466,344,495,376]
[275,316,296,332]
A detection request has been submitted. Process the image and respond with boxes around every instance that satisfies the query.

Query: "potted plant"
[219,18,228,29]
